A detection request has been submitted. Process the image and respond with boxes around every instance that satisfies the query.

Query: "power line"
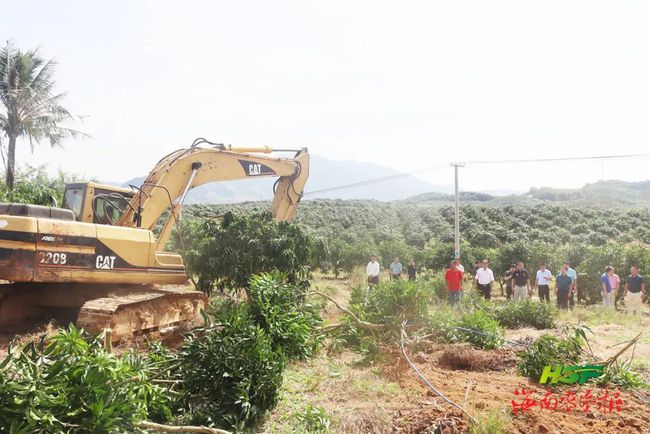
[304,162,448,196]
[466,152,650,165]
[304,152,650,196]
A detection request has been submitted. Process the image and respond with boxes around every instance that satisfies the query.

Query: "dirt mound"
[394,404,467,433]
[438,345,518,371]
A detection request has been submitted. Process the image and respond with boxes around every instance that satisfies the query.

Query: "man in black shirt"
[407,259,417,281]
[511,262,531,302]
[624,265,645,317]
[504,264,516,300]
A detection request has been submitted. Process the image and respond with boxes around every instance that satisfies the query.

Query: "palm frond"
[0,40,86,154]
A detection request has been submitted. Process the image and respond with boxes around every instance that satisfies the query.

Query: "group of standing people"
[366,255,645,316]
[599,265,645,316]
[366,255,417,285]
[460,260,578,308]
[500,261,578,307]
[445,259,645,316]
[461,260,585,309]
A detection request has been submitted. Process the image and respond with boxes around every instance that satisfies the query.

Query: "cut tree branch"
[307,290,388,331]
[135,421,231,434]
[600,332,642,367]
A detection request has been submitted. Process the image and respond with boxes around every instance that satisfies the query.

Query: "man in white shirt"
[474,259,495,300]
[454,259,465,273]
[535,264,552,302]
[366,255,380,288]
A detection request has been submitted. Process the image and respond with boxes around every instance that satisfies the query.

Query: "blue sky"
[3,1,650,193]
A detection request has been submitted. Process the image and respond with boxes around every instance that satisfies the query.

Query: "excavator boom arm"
[116,145,309,249]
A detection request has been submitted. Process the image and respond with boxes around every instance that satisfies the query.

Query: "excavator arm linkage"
[116,144,310,250]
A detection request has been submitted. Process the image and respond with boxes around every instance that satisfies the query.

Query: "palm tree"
[0,41,85,190]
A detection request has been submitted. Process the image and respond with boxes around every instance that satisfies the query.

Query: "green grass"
[293,404,331,433]
[260,351,410,433]
[468,409,510,434]
[557,305,645,328]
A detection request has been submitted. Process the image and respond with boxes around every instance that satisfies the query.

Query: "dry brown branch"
[600,332,642,367]
[307,290,388,331]
[135,421,231,434]
[319,322,346,332]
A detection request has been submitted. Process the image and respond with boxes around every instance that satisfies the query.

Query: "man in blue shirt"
[389,257,403,280]
[556,266,573,309]
[601,266,614,308]
[564,261,577,309]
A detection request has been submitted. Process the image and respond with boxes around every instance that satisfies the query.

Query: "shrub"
[332,279,434,362]
[328,321,380,360]
[429,270,448,300]
[175,305,286,431]
[427,299,507,350]
[293,404,331,433]
[493,300,556,329]
[517,328,585,380]
[0,165,75,206]
[180,211,313,294]
[350,279,434,325]
[428,304,458,342]
[451,310,505,350]
[0,325,170,433]
[247,272,322,359]
[599,361,650,390]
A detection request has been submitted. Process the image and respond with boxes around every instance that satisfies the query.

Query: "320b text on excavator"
[0,138,310,341]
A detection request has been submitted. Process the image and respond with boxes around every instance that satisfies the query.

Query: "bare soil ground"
[262,274,650,433]
[1,274,648,433]
[392,344,650,434]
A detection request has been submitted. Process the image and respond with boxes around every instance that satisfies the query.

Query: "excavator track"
[77,288,207,342]
[0,282,207,342]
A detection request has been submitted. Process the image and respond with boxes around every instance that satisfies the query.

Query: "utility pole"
[451,162,465,259]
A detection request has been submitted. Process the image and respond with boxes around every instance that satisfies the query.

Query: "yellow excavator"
[0,139,310,340]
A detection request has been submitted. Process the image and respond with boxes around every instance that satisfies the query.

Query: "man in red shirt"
[445,260,464,305]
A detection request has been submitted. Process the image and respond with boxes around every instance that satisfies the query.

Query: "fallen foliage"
[0,325,170,433]
[492,299,557,330]
[517,327,586,380]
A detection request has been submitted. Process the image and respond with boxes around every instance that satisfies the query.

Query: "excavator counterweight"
[0,140,309,341]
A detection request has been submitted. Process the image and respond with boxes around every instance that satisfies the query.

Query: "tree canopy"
[0,41,85,189]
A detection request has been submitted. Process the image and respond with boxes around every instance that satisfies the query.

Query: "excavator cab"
[62,182,134,225]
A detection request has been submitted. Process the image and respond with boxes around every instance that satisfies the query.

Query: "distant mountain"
[527,180,650,207]
[401,180,650,208]
[403,191,496,203]
[121,154,447,203]
[114,156,650,207]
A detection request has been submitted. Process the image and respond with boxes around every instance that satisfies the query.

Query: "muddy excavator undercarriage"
[0,139,310,341]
